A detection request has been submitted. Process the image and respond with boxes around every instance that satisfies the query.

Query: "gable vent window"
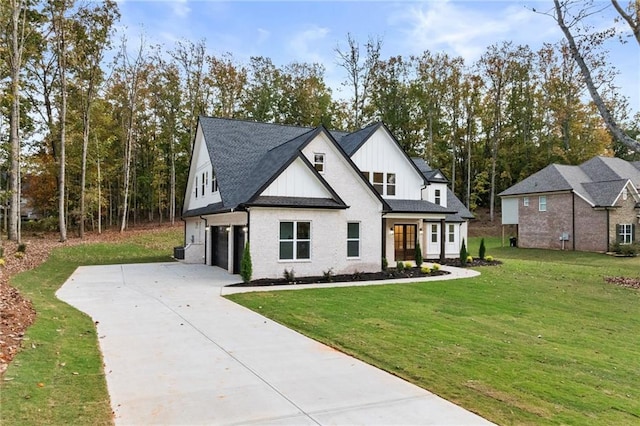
[314,153,325,173]
[195,176,198,198]
[201,172,206,196]
[539,196,547,212]
[435,189,441,205]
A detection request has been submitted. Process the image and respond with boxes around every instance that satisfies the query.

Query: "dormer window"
[314,153,325,173]
[435,189,441,205]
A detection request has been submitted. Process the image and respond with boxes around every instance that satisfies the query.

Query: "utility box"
[173,246,185,260]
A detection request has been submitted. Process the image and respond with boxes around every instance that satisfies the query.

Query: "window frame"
[539,196,547,212]
[211,169,218,193]
[347,222,360,258]
[386,173,396,196]
[195,176,198,198]
[448,224,455,243]
[523,196,529,207]
[373,172,384,195]
[619,223,634,244]
[435,189,441,205]
[279,221,311,261]
[430,224,438,243]
[313,153,325,173]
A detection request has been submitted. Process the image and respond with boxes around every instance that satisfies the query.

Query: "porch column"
[439,218,446,262]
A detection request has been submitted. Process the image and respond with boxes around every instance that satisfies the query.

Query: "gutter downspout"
[572,191,576,251]
[439,218,446,262]
[381,213,387,269]
[199,215,208,265]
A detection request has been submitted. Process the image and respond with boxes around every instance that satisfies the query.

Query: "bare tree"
[611,0,640,45]
[549,0,640,152]
[335,33,382,129]
[4,0,30,243]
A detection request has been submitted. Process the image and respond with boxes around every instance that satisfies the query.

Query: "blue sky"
[115,0,639,114]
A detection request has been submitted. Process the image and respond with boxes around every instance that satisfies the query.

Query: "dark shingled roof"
[411,158,448,183]
[246,196,347,209]
[499,156,640,207]
[337,122,380,155]
[385,199,455,214]
[183,202,227,218]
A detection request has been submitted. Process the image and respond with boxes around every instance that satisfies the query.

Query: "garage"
[211,226,229,269]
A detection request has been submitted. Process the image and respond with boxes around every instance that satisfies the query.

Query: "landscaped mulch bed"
[232,267,450,287]
[604,276,640,289]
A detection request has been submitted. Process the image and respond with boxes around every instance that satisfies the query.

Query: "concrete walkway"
[57,262,492,425]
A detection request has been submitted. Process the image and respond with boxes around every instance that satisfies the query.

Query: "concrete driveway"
[57,262,492,425]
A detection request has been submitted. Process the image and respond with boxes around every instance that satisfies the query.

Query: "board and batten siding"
[349,128,423,200]
[261,157,333,198]
[184,124,221,212]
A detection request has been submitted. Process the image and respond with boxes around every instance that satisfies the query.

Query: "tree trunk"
[170,131,176,225]
[80,106,89,238]
[553,0,640,152]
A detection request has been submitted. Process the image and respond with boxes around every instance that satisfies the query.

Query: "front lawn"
[0,228,181,425]
[228,239,640,425]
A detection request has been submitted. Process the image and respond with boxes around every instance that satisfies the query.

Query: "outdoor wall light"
[389,227,394,235]
[225,226,231,232]
[242,226,248,233]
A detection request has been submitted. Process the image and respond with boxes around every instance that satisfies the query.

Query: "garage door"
[211,226,228,269]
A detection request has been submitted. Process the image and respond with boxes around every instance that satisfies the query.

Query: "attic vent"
[435,173,442,179]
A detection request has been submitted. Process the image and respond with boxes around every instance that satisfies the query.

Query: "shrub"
[415,241,423,267]
[396,261,405,272]
[486,255,494,262]
[352,270,363,280]
[0,258,5,267]
[0,246,3,258]
[382,257,388,271]
[460,239,468,267]
[421,266,431,274]
[467,256,473,263]
[479,238,486,260]
[619,243,639,257]
[240,243,252,283]
[323,268,334,282]
[432,263,441,271]
[17,243,27,253]
[283,268,295,282]
[404,262,413,269]
[14,252,24,259]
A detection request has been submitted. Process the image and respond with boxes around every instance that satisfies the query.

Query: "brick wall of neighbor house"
[573,195,607,252]
[519,192,573,250]
[609,187,640,246]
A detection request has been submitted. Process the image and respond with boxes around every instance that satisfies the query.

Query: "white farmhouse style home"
[181,117,473,279]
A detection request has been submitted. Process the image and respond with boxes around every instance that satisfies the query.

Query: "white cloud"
[171,0,191,19]
[390,1,559,63]
[257,28,270,45]
[288,25,331,64]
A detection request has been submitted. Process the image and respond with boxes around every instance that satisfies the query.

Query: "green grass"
[228,238,640,425]
[0,228,182,425]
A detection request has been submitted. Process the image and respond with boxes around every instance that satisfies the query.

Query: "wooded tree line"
[1,0,638,242]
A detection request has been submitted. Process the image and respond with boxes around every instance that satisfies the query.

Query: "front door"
[211,226,229,270]
[232,227,245,274]
[394,224,416,261]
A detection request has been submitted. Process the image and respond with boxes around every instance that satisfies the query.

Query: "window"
[386,173,396,196]
[622,189,628,201]
[314,153,325,173]
[448,224,455,243]
[211,169,218,193]
[523,197,529,207]
[431,224,438,243]
[539,196,547,212]
[362,171,370,181]
[435,189,441,205]
[202,172,207,196]
[373,172,384,194]
[618,224,634,244]
[279,221,311,260]
[347,222,360,258]
[195,176,198,198]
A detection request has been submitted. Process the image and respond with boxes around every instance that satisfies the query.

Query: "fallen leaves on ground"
[604,276,640,289]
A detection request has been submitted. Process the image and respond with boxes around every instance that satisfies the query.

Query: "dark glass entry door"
[394,224,416,261]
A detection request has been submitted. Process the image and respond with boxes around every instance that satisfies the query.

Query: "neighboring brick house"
[180,117,473,279]
[499,156,640,252]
